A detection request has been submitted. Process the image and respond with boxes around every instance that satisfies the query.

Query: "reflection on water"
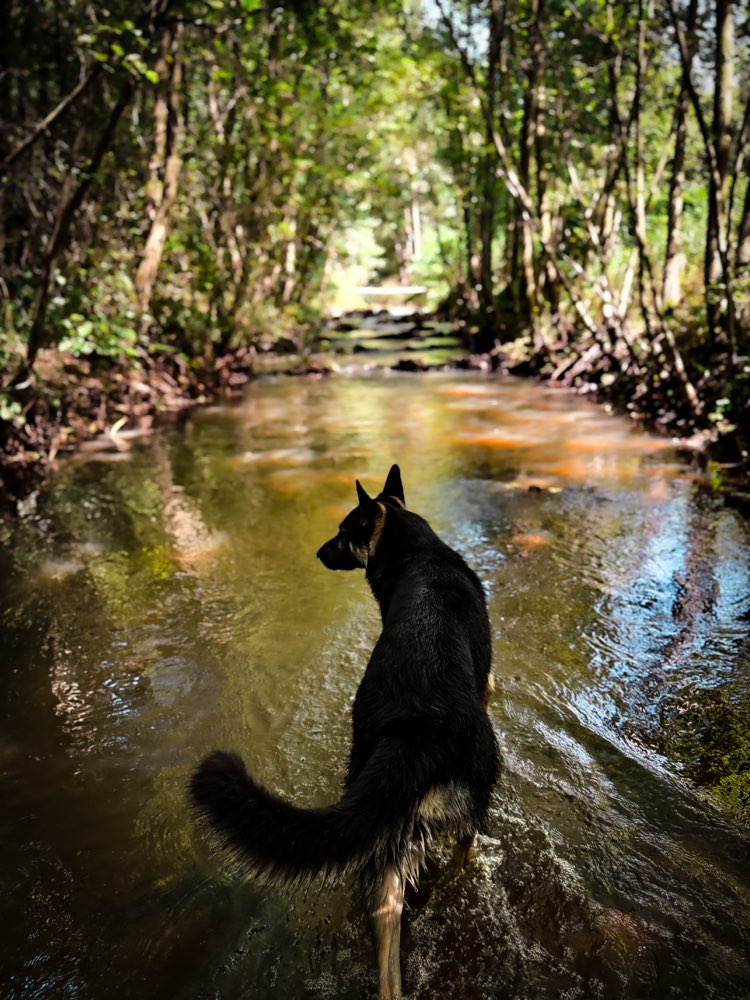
[1,371,749,998]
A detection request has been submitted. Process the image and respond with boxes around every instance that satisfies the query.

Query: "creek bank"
[1,308,747,512]
[0,345,256,510]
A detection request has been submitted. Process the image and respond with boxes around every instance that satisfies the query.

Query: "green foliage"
[0,395,24,428]
[711,772,750,824]
[0,0,748,449]
[660,684,750,826]
[57,314,139,359]
[46,256,140,359]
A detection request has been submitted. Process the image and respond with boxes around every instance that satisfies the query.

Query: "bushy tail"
[189,741,423,888]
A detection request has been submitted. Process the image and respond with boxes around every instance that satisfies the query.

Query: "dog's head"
[316,465,405,570]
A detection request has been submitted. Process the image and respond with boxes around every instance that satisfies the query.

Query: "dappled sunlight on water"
[1,371,750,998]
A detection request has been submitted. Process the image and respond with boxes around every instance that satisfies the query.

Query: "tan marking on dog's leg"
[369,865,404,1000]
[483,672,496,710]
[453,831,477,870]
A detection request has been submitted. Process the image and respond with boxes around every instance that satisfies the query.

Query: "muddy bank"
[1,308,747,513]
[0,346,256,510]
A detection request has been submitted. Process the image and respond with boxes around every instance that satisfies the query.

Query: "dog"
[190,465,499,999]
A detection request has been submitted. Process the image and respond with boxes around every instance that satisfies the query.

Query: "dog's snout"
[317,537,336,568]
[317,533,361,571]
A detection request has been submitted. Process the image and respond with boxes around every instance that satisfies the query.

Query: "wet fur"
[190,465,499,998]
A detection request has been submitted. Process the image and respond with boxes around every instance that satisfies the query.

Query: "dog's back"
[345,500,498,859]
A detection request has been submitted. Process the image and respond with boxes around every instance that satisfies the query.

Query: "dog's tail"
[189,739,432,888]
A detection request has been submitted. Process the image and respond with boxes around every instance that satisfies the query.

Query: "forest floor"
[1,309,747,513]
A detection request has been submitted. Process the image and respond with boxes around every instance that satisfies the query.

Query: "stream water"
[1,369,749,999]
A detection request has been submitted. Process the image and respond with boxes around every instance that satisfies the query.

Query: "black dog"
[190,465,499,999]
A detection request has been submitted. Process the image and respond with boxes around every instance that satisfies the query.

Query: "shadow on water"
[1,370,749,998]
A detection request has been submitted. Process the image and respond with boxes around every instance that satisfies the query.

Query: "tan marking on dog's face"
[368,502,387,559]
[348,540,368,567]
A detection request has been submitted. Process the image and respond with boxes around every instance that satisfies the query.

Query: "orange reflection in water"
[265,467,359,496]
[560,433,669,455]
[230,447,318,467]
[543,457,617,481]
[450,430,534,450]
[443,382,677,486]
[435,383,501,397]
[509,533,553,551]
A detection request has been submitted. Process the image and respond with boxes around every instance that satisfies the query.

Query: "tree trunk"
[410,194,422,262]
[518,0,545,345]
[633,0,655,342]
[706,0,735,347]
[134,25,184,335]
[477,0,503,344]
[738,182,750,269]
[663,0,697,310]
[280,208,298,306]
[737,176,750,330]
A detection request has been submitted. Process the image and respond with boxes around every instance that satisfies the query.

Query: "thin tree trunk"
[736,171,750,330]
[135,24,184,334]
[633,0,656,342]
[518,0,545,345]
[703,0,734,351]
[410,194,422,261]
[738,182,750,269]
[535,83,556,312]
[478,0,503,341]
[663,0,697,310]
[280,208,298,305]
[463,194,476,297]
[0,64,103,175]
[728,93,750,274]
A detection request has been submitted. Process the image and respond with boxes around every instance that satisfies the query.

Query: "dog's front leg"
[368,865,404,1000]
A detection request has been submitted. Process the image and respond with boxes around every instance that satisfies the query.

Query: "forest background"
[1,0,749,502]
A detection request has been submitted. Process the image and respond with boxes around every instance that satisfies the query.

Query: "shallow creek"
[1,370,749,998]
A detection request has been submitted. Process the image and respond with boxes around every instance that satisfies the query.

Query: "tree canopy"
[1,0,749,465]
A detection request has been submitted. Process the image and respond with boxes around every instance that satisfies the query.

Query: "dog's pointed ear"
[381,464,405,505]
[356,480,375,511]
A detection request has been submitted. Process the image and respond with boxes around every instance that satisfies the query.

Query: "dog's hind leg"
[453,830,477,870]
[483,672,496,709]
[368,865,404,1000]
